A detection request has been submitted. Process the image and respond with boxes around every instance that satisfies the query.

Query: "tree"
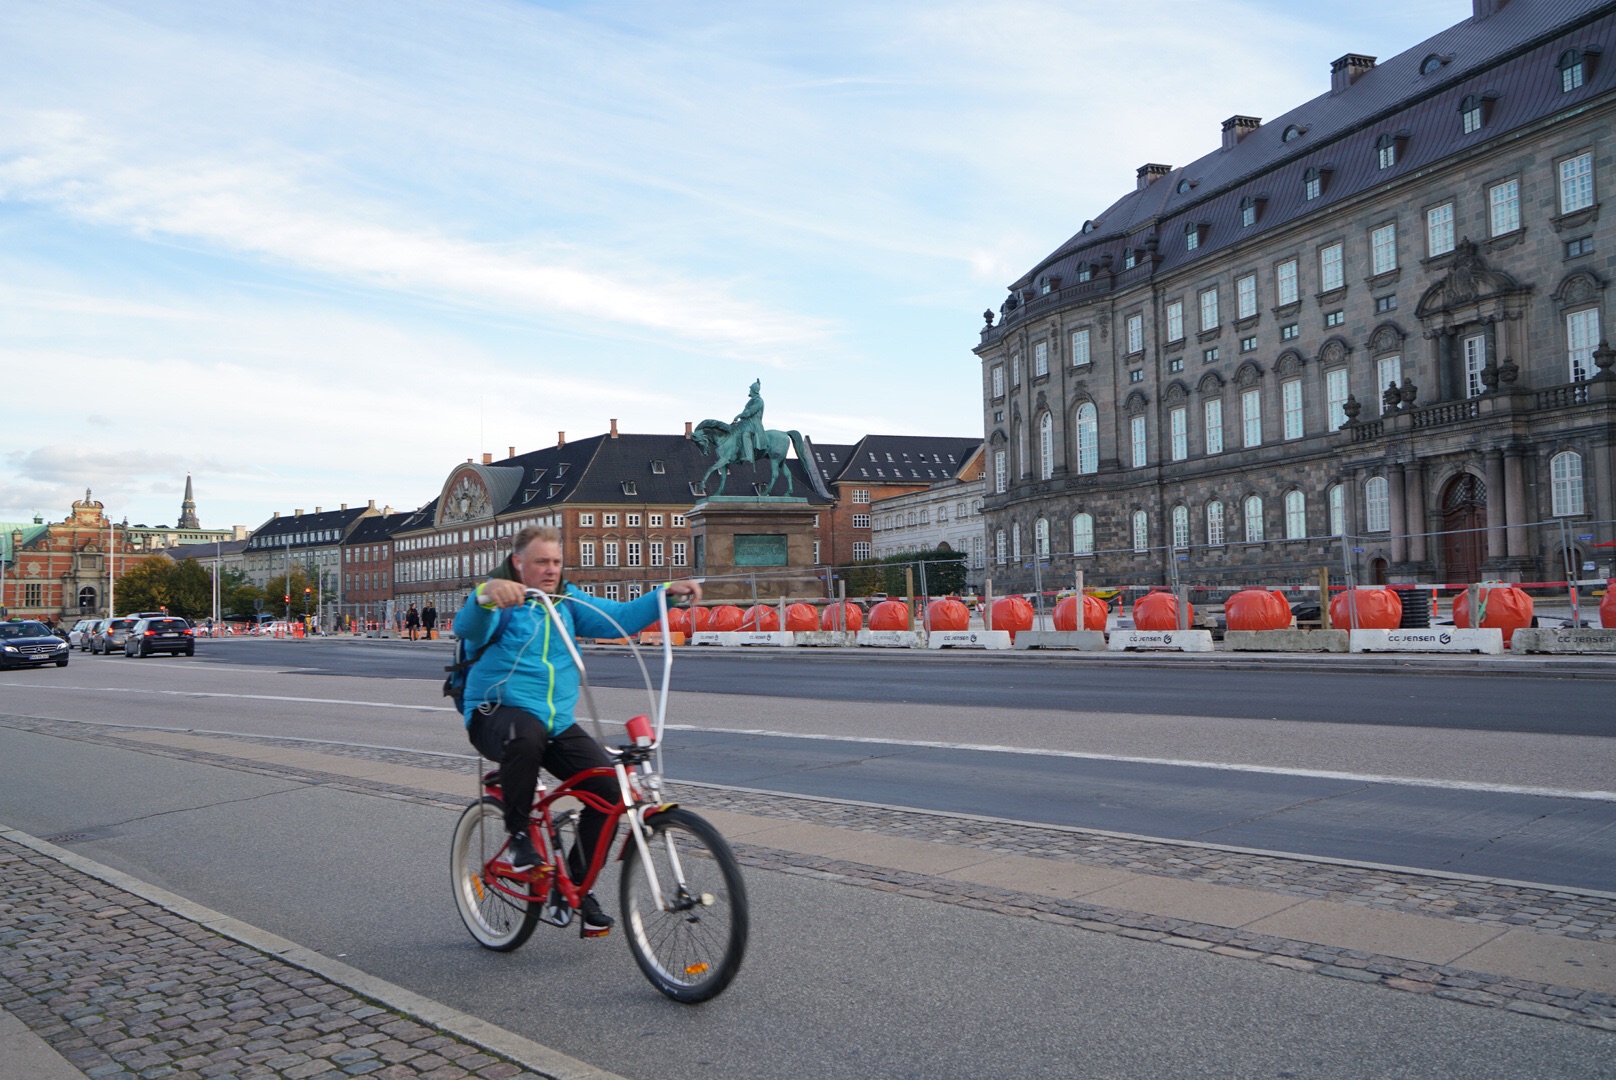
[113,556,216,621]
[837,547,969,600]
[220,568,263,619]
[263,570,317,619]
[166,559,213,621]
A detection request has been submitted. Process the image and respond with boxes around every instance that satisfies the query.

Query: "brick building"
[243,504,379,621]
[0,492,137,623]
[978,0,1616,591]
[339,511,410,627]
[811,435,983,568]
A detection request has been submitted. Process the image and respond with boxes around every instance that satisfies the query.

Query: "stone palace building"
[977,0,1616,591]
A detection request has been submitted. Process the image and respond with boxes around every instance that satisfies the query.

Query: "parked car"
[68,618,98,649]
[0,620,71,668]
[124,617,196,658]
[92,617,139,654]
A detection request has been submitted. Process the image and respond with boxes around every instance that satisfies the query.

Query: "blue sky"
[2,0,1460,530]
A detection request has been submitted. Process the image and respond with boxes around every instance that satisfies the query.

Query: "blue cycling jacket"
[452,584,665,732]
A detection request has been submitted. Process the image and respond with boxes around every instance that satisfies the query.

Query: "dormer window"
[555,463,569,476]
[1176,178,1194,194]
[1081,219,1099,234]
[1039,276,1051,295]
[1239,196,1262,228]
[1303,166,1328,201]
[621,481,637,495]
[1123,248,1137,270]
[651,459,665,474]
[548,483,564,497]
[1375,133,1401,170]
[1561,48,1586,92]
[1076,262,1092,283]
[1281,124,1306,143]
[1459,93,1494,134]
[1184,222,1206,251]
[689,481,706,496]
[1420,53,1449,77]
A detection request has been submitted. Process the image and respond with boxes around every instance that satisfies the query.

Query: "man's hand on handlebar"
[664,579,703,605]
[479,578,703,608]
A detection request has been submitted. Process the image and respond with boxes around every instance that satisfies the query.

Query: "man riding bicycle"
[453,525,702,932]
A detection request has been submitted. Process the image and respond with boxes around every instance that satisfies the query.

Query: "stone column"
[1504,447,1529,560]
[1388,463,1407,564]
[1406,462,1427,563]
[1485,450,1506,562]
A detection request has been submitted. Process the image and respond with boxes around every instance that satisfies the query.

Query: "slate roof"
[163,539,250,561]
[246,506,373,550]
[993,0,1616,324]
[825,435,984,486]
[344,512,412,545]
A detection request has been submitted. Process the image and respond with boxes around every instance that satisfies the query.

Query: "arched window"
[1561,49,1586,93]
[1551,452,1585,516]
[1172,505,1190,549]
[1328,484,1345,536]
[1375,133,1398,170]
[1207,501,1225,546]
[1075,403,1099,474]
[1072,513,1094,556]
[1460,94,1484,134]
[1239,196,1258,228]
[1038,413,1054,480]
[1282,124,1305,143]
[1012,522,1022,559]
[1035,517,1050,556]
[1244,496,1265,542]
[995,529,1007,565]
[78,586,97,612]
[1303,166,1325,201]
[1132,510,1149,553]
[1285,490,1307,539]
[1365,477,1390,532]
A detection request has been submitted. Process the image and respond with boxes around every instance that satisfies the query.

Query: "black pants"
[468,706,619,880]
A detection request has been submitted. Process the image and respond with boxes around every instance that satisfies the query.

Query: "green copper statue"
[691,380,829,499]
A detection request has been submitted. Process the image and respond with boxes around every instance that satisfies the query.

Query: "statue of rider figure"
[730,380,766,463]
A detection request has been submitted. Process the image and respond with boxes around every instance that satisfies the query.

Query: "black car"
[124,617,196,657]
[0,620,72,668]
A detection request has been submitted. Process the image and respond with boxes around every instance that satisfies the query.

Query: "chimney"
[609,418,619,439]
[1136,163,1171,191]
[482,452,492,464]
[340,503,347,511]
[558,431,566,447]
[315,506,322,514]
[368,499,375,509]
[466,457,473,464]
[1221,115,1261,150]
[383,505,392,514]
[1331,54,1376,94]
[272,511,279,519]
[508,446,516,458]
[684,421,693,439]
[1473,0,1510,16]
[294,509,303,517]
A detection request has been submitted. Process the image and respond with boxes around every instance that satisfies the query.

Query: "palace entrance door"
[1441,474,1487,582]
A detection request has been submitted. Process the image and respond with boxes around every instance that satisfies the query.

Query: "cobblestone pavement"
[0,837,566,1080]
[5,712,1615,1036]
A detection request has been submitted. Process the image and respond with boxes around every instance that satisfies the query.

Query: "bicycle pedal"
[580,924,610,939]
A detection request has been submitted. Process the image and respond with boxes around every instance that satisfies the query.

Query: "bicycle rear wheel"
[620,807,748,1002]
[451,797,540,951]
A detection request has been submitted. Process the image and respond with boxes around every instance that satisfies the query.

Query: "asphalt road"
[2,723,1611,1080]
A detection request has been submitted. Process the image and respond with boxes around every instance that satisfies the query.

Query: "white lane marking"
[8,684,1612,803]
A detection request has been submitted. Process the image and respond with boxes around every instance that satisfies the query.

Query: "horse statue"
[690,420,822,498]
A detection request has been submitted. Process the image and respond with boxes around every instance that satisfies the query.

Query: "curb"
[0,823,626,1080]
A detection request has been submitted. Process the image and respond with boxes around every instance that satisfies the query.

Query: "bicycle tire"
[450,797,540,952]
[620,807,748,1002]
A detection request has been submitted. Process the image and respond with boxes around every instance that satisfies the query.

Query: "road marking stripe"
[9,685,1612,802]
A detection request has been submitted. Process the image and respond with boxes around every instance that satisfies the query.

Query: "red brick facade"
[1,493,138,624]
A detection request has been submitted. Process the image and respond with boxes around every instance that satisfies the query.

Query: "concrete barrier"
[1107,629,1213,652]
[855,629,922,648]
[793,631,857,647]
[1012,630,1106,651]
[928,629,1013,650]
[1509,627,1616,654]
[1225,629,1349,653]
[1349,628,1503,654]
[691,631,794,647]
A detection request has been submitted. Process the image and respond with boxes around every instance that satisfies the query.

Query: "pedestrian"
[422,601,438,641]
[405,603,421,641]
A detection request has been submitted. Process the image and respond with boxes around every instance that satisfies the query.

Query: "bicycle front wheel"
[620,807,748,1002]
[451,797,540,952]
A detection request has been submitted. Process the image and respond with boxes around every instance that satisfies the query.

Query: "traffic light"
[283,594,290,604]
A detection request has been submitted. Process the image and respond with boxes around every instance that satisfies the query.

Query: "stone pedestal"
[686,497,823,601]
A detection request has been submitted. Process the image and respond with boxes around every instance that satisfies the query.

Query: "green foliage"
[837,547,969,599]
[114,556,216,621]
[263,570,317,619]
[220,568,263,618]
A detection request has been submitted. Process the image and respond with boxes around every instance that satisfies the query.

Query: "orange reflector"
[684,962,710,976]
[472,875,485,901]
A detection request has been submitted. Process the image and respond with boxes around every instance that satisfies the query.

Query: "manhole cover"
[44,833,88,844]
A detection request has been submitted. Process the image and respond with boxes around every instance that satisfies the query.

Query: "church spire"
[178,473,201,529]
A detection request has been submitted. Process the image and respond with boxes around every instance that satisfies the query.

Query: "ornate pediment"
[1163,379,1190,405]
[1197,372,1225,395]
[439,473,493,525]
[1123,389,1150,413]
[1370,322,1405,355]
[1275,349,1304,377]
[1551,269,1605,309]
[1234,360,1264,387]
[1415,239,1528,319]
[1318,335,1351,368]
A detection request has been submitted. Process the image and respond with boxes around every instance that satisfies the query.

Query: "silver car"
[69,619,98,650]
[92,617,138,654]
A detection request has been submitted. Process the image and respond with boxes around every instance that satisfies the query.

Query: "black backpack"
[443,607,514,713]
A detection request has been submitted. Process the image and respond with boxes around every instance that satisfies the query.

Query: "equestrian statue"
[690,380,830,499]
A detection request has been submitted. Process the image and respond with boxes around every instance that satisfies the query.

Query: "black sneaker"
[579,892,614,930]
[505,832,539,872]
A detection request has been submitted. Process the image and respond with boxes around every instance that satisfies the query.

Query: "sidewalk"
[5,714,1613,1042]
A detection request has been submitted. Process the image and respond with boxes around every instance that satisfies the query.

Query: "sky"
[1,0,1462,530]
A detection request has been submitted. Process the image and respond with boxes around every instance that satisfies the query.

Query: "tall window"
[1304,168,1323,201]
[1236,274,1257,319]
[852,542,871,560]
[1276,259,1299,306]
[1072,513,1094,556]
[1185,223,1201,251]
[1130,415,1147,468]
[1034,341,1049,377]
[1199,287,1219,331]
[1551,451,1585,516]
[1464,334,1487,398]
[1377,355,1403,394]
[1282,379,1303,439]
[1244,496,1265,542]
[995,529,1007,565]
[1127,313,1144,354]
[1241,388,1262,448]
[1240,197,1258,228]
[650,541,664,566]
[1207,501,1225,546]
[1328,483,1345,535]
[1172,505,1190,549]
[626,541,642,567]
[993,449,1007,493]
[1326,368,1349,430]
[1018,423,1028,478]
[1012,522,1021,558]
[1035,517,1050,556]
[1071,328,1091,367]
[991,365,1004,398]
[1561,152,1594,214]
[1561,49,1586,93]
[604,541,619,567]
[1319,242,1344,292]
[1489,180,1520,236]
[1204,398,1224,455]
[1166,301,1184,342]
[1426,203,1455,256]
[1567,309,1600,381]
[1371,223,1398,275]
[580,541,596,567]
[1075,403,1099,474]
[1038,413,1054,480]
[1132,510,1149,553]
[1461,95,1484,134]
[1365,477,1390,532]
[1376,133,1398,170]
[1285,490,1306,539]
[1169,406,1187,461]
